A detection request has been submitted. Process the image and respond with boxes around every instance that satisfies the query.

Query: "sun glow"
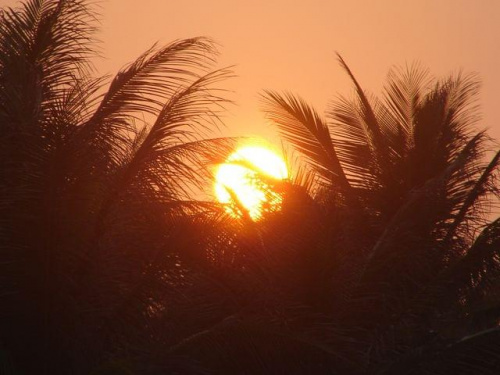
[215,145,288,221]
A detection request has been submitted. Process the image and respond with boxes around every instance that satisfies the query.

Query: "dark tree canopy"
[1,1,499,374]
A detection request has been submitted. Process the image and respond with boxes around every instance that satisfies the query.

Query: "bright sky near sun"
[1,0,499,145]
[215,145,288,220]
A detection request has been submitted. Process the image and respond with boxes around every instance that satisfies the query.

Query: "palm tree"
[2,1,499,374]
[159,58,500,374]
[254,56,500,373]
[0,0,234,373]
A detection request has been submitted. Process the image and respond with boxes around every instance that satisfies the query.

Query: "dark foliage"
[0,1,234,373]
[1,1,499,374]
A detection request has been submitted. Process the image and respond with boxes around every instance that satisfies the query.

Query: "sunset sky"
[2,0,499,145]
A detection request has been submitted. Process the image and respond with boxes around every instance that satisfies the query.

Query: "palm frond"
[383,62,431,150]
[261,90,351,193]
[327,94,377,189]
[0,0,96,128]
[283,148,320,198]
[444,72,482,140]
[443,218,500,307]
[125,67,233,178]
[357,133,487,302]
[336,53,389,168]
[78,37,219,165]
[85,67,236,211]
[444,150,500,243]
[369,218,500,358]
[413,73,481,168]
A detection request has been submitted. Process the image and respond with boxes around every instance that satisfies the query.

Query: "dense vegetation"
[1,1,499,374]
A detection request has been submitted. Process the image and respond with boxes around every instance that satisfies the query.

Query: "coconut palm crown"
[1,0,499,374]
[0,0,233,373]
[254,55,500,374]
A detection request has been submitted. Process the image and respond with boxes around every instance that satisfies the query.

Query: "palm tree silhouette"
[0,0,233,373]
[165,57,500,374]
[252,55,500,374]
[1,1,499,374]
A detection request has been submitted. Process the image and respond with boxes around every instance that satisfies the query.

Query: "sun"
[215,145,288,221]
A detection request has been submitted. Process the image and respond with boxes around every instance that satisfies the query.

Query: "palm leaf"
[444,150,500,243]
[442,218,500,307]
[357,133,486,297]
[0,0,96,129]
[77,37,219,165]
[383,62,431,150]
[261,90,351,193]
[336,53,389,169]
[125,68,233,182]
[88,67,236,218]
[328,94,384,190]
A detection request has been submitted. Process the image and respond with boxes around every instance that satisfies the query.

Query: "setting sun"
[215,146,288,221]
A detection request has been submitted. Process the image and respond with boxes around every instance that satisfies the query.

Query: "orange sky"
[2,0,500,146]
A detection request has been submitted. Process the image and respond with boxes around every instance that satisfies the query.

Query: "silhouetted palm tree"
[253,56,500,374]
[0,0,233,373]
[163,58,500,374]
[2,1,499,374]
